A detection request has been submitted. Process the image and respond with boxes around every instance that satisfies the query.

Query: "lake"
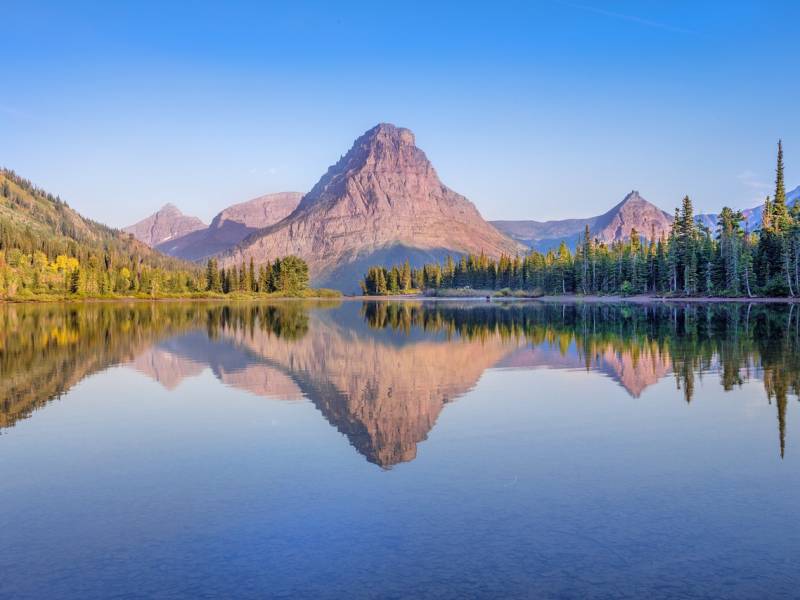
[1,299,799,599]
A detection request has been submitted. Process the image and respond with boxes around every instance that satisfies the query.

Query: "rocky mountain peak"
[492,190,673,251]
[368,122,416,145]
[295,123,433,214]
[621,190,642,203]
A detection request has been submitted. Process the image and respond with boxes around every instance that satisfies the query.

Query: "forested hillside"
[0,168,204,298]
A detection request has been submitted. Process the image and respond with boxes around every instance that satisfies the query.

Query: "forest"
[362,142,799,298]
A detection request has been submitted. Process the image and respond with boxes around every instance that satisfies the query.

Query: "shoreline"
[4,293,800,305]
[351,294,800,304]
[0,294,341,305]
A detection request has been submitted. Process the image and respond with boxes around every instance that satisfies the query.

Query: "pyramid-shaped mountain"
[221,123,524,290]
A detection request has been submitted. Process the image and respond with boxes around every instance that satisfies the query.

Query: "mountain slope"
[0,169,188,271]
[123,203,206,246]
[129,192,303,261]
[221,123,524,290]
[492,191,673,251]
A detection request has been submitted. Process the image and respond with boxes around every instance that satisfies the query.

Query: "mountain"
[153,192,302,261]
[123,203,206,247]
[492,191,673,252]
[220,123,524,290]
[695,185,800,231]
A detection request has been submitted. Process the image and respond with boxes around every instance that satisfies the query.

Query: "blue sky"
[2,1,798,227]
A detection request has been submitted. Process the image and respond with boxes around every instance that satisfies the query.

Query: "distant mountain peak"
[151,192,303,261]
[695,183,800,231]
[492,190,672,252]
[124,204,206,247]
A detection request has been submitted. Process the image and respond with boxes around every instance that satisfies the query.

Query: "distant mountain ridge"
[220,123,524,290]
[492,191,673,251]
[125,192,303,261]
[154,192,302,261]
[695,185,800,231]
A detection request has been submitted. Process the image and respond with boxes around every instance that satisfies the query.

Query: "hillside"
[492,191,673,251]
[220,123,524,291]
[0,169,201,298]
[0,169,187,266]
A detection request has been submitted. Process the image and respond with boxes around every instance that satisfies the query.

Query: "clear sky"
[2,1,798,228]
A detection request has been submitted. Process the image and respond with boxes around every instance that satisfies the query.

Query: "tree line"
[0,247,312,299]
[362,141,798,297]
[203,256,309,296]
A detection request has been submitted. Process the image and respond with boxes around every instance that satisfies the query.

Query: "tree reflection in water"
[1,300,798,464]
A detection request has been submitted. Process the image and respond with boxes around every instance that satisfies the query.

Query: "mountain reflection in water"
[1,300,798,465]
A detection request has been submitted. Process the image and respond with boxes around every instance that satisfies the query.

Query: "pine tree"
[206,258,222,292]
[772,140,789,232]
[376,267,387,295]
[401,259,412,292]
[238,261,247,291]
[717,207,744,295]
[388,266,400,293]
[69,268,81,294]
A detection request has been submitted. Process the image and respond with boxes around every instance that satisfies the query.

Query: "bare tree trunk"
[744,265,753,298]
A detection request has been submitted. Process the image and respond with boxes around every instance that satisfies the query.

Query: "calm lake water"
[1,299,799,599]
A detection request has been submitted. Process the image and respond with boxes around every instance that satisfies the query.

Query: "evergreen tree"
[248,257,256,292]
[717,207,744,295]
[401,260,412,291]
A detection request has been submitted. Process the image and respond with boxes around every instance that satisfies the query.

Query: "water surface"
[1,300,799,598]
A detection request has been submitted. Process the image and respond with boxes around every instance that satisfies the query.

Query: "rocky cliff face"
[123,203,206,247]
[154,192,302,260]
[492,191,673,251]
[221,123,524,290]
